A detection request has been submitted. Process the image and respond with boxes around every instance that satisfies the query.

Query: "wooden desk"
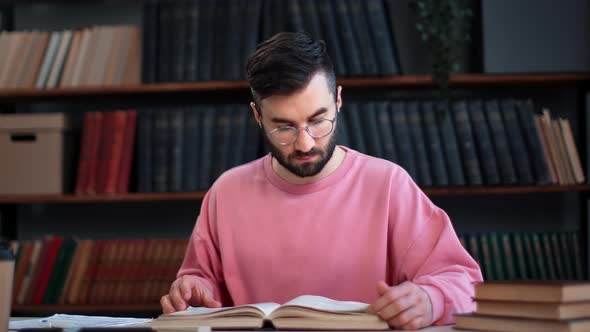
[10,317,467,332]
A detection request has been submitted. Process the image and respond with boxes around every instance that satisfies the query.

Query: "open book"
[151,295,389,330]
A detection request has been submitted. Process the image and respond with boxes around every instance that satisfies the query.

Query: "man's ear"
[336,86,343,111]
[250,102,262,128]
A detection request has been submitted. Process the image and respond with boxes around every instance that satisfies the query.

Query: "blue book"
[375,101,397,163]
[452,100,483,186]
[500,99,535,185]
[420,101,449,187]
[485,99,518,185]
[406,100,432,187]
[468,100,501,185]
[390,101,417,181]
[183,108,201,192]
[436,101,466,186]
[347,102,368,153]
[169,110,184,192]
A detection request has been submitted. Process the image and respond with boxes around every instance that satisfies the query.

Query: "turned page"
[276,295,371,314]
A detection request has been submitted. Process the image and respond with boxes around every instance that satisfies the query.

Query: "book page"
[282,295,370,313]
[173,302,280,318]
[10,314,152,329]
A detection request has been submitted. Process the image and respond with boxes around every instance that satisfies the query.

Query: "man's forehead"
[260,75,333,113]
[259,94,333,120]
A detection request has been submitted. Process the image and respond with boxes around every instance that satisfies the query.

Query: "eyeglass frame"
[255,104,338,146]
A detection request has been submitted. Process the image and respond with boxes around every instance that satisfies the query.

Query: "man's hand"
[160,275,222,314]
[368,281,433,330]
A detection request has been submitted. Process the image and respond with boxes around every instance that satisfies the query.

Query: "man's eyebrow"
[270,108,328,124]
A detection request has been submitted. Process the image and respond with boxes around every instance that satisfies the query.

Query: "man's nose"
[294,128,315,153]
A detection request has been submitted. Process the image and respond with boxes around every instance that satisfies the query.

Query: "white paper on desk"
[10,314,152,329]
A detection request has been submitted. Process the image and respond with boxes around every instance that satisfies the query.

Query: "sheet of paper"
[10,314,152,329]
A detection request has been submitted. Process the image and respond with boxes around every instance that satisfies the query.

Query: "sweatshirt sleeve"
[176,188,230,305]
[388,170,483,325]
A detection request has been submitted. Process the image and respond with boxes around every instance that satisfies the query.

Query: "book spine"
[406,100,432,187]
[500,99,535,185]
[485,99,518,185]
[452,100,483,186]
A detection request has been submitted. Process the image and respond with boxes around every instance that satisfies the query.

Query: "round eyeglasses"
[264,116,337,145]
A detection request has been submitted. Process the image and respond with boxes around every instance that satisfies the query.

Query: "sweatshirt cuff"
[418,284,445,325]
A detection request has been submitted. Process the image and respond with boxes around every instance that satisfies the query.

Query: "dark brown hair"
[246,32,336,108]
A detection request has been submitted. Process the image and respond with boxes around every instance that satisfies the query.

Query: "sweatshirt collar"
[263,146,357,194]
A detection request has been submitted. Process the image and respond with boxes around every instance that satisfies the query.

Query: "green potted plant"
[412,0,473,102]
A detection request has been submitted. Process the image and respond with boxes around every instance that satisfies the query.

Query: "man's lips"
[294,154,317,162]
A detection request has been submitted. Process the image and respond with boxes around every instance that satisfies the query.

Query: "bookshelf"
[1,0,589,317]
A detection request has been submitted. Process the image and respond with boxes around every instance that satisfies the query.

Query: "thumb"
[376,280,390,296]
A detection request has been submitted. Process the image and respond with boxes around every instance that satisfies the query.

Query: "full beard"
[263,131,338,178]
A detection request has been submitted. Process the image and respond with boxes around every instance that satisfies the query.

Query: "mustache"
[292,149,321,158]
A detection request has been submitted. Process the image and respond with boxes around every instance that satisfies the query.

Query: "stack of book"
[454,281,590,332]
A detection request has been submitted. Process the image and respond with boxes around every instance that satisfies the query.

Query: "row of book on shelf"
[0,25,141,89]
[458,231,584,282]
[337,98,584,187]
[0,0,404,88]
[8,230,583,306]
[143,0,401,83]
[454,282,590,332]
[73,97,584,195]
[74,106,261,195]
[9,236,187,306]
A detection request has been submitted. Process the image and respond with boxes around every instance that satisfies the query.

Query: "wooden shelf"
[0,73,588,102]
[0,192,207,204]
[0,185,588,204]
[424,184,590,195]
[12,304,160,313]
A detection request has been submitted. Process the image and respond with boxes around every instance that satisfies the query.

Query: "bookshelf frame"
[0,185,589,204]
[0,73,588,103]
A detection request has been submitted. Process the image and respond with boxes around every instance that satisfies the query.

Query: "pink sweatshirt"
[178,147,483,325]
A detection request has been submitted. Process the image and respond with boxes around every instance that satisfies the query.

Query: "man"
[161,32,482,330]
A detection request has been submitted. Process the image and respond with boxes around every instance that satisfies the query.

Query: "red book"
[85,112,104,194]
[96,112,115,193]
[117,110,137,193]
[31,236,64,305]
[104,111,128,194]
[75,112,95,194]
[24,237,52,304]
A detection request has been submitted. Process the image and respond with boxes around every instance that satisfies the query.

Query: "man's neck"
[272,146,347,185]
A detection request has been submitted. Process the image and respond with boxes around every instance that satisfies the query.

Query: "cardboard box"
[0,113,71,194]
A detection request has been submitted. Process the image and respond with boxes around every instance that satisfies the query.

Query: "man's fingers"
[370,281,413,313]
[398,315,426,331]
[169,284,188,311]
[376,294,413,321]
[178,278,193,300]
[160,295,176,314]
[388,306,424,329]
[376,281,389,296]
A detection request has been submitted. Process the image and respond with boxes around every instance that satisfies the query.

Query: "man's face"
[252,72,342,178]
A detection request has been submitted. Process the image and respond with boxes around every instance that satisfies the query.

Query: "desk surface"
[10,318,467,332]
